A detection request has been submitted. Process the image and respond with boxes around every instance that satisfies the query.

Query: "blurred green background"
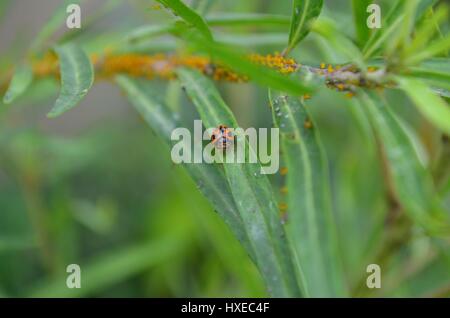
[0,0,449,297]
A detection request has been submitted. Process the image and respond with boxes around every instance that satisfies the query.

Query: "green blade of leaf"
[269,90,347,297]
[115,75,254,261]
[177,68,301,297]
[312,18,365,70]
[286,0,323,55]
[156,0,213,40]
[188,36,314,96]
[29,237,181,297]
[351,0,372,47]
[416,0,439,21]
[403,5,448,57]
[29,0,83,54]
[192,0,215,14]
[360,91,450,236]
[217,33,287,47]
[124,14,291,43]
[47,44,94,118]
[396,76,450,135]
[2,63,33,104]
[385,0,419,56]
[405,34,450,65]
[363,1,403,59]
[206,13,290,27]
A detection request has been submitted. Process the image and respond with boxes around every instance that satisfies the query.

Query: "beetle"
[210,124,234,149]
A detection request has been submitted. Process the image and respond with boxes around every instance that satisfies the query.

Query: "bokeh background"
[0,0,448,297]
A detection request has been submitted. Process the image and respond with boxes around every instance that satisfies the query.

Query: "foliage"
[0,0,449,298]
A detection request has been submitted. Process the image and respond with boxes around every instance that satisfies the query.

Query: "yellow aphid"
[304,120,313,129]
[345,92,355,99]
[280,186,288,194]
[279,202,288,212]
[320,62,326,69]
[150,4,162,10]
[280,167,288,176]
[327,64,334,73]
[303,94,312,100]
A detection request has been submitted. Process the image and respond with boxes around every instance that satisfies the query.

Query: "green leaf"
[47,44,94,118]
[30,0,84,54]
[269,90,347,297]
[124,14,291,43]
[363,1,403,59]
[403,5,448,57]
[2,63,33,104]
[360,91,450,236]
[177,68,301,297]
[312,18,365,70]
[115,75,254,260]
[406,58,450,92]
[205,13,290,27]
[188,36,314,96]
[156,0,213,40]
[396,76,450,135]
[286,0,323,54]
[416,0,439,21]
[217,33,287,47]
[405,34,450,65]
[192,0,215,14]
[351,0,372,47]
[29,238,180,297]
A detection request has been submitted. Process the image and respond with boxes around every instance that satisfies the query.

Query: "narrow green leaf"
[363,1,403,59]
[269,90,347,297]
[312,18,365,70]
[386,0,419,55]
[47,44,94,118]
[188,36,314,96]
[351,0,372,47]
[405,34,450,65]
[360,91,450,236]
[406,58,450,92]
[416,0,439,21]
[217,33,287,47]
[115,75,254,260]
[192,0,215,14]
[403,5,448,57]
[125,14,290,43]
[124,24,175,42]
[177,68,301,297]
[156,0,213,40]
[30,0,83,54]
[286,0,323,54]
[206,13,290,27]
[2,63,33,104]
[29,238,180,297]
[396,76,450,135]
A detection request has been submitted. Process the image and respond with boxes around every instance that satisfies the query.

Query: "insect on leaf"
[47,43,94,118]
[177,68,301,297]
[115,75,254,260]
